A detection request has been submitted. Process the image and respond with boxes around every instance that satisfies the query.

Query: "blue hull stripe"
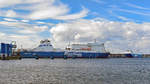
[20,51,109,58]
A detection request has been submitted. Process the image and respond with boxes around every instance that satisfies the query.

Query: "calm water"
[0,58,150,84]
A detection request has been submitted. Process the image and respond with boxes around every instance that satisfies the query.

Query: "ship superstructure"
[70,42,106,52]
[33,39,54,51]
[65,42,109,58]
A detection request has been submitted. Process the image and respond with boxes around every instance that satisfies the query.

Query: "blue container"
[6,44,9,56]
[0,43,13,56]
[9,44,13,56]
[1,43,5,55]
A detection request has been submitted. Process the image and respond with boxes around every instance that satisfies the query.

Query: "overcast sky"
[0,0,149,53]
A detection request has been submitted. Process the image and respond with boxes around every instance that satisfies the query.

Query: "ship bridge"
[33,39,54,51]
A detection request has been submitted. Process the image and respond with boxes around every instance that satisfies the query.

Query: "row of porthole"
[39,45,52,47]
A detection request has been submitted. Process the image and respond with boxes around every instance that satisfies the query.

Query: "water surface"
[0,58,150,84]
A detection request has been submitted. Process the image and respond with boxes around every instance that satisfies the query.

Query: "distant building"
[0,43,13,57]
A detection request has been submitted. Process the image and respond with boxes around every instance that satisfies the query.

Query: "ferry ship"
[20,39,110,58]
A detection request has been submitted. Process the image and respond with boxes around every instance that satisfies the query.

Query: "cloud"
[0,21,49,34]
[0,0,88,20]
[92,0,106,4]
[17,25,49,34]
[0,0,21,8]
[112,8,150,17]
[0,32,6,37]
[0,0,55,8]
[0,18,49,49]
[126,3,149,10]
[36,21,46,24]
[117,16,133,21]
[0,32,42,49]
[108,4,150,18]
[28,2,69,20]
[21,19,29,23]
[54,8,89,20]
[0,10,17,17]
[28,3,88,20]
[3,18,18,22]
[50,18,150,53]
[5,10,17,17]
